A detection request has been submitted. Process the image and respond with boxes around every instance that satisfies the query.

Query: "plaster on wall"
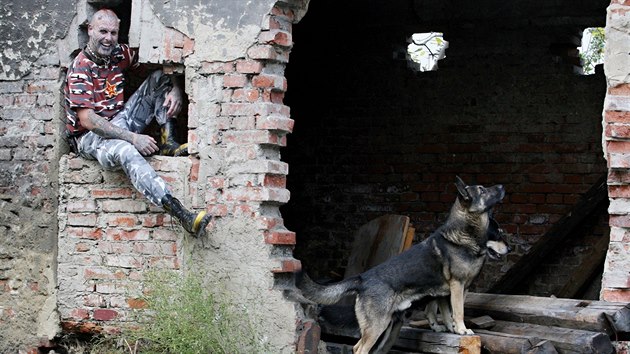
[0,1,74,80]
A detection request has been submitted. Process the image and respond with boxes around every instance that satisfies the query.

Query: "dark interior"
[282,0,609,298]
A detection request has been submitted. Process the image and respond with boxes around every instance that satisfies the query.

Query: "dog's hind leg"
[426,299,447,332]
[353,298,394,354]
[437,297,454,333]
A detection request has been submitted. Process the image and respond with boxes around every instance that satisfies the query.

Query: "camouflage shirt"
[63,44,139,136]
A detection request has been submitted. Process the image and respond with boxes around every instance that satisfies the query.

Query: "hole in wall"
[74,2,189,152]
[406,32,449,72]
[283,0,609,298]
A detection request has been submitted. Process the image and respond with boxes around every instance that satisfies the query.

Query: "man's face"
[88,17,119,57]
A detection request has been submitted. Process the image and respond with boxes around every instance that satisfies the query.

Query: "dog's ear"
[455,176,471,202]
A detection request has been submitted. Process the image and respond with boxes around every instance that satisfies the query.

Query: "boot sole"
[191,211,212,238]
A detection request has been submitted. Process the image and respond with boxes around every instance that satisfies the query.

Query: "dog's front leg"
[449,281,474,335]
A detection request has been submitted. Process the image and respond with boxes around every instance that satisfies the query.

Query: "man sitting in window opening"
[62,8,211,237]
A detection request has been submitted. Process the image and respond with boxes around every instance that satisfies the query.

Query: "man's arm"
[164,75,183,118]
[77,108,158,156]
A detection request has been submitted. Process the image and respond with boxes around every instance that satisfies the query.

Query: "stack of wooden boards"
[322,292,630,354]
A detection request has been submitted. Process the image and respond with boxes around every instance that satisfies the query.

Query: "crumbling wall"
[1,0,311,352]
[54,0,310,353]
[0,0,74,351]
[601,0,630,302]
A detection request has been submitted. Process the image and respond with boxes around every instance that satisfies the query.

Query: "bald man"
[62,9,211,237]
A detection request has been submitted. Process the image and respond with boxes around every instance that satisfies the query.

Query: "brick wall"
[54,1,305,351]
[0,65,61,349]
[57,156,189,332]
[602,0,630,301]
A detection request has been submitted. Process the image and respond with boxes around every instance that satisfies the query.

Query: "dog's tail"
[296,271,361,305]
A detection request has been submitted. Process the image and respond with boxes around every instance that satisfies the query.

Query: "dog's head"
[455,176,505,213]
[486,218,511,260]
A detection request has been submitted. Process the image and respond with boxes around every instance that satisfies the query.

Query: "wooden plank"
[488,320,614,354]
[464,292,630,336]
[474,329,558,354]
[490,175,608,294]
[344,214,410,278]
[396,327,481,354]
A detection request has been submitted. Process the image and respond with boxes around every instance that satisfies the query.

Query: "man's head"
[87,9,120,57]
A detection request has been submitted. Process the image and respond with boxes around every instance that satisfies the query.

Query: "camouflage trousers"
[77,70,174,206]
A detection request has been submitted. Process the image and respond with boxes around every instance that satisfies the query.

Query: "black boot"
[161,194,211,237]
[160,119,188,156]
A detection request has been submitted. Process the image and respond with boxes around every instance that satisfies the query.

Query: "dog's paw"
[454,325,474,335]
[429,324,448,332]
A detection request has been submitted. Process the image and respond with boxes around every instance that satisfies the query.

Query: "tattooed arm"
[77,108,158,156]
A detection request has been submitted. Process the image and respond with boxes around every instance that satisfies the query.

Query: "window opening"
[406,32,449,72]
[578,27,605,75]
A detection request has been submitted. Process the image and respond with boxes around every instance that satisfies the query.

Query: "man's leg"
[117,70,188,156]
[78,132,169,206]
[77,132,210,237]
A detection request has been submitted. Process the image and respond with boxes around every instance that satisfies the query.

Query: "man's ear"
[455,176,470,201]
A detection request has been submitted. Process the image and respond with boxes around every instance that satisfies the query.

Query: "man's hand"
[163,85,182,118]
[131,133,159,156]
[77,108,158,156]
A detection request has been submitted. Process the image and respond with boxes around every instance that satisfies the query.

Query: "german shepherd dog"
[296,176,505,354]
[424,217,511,333]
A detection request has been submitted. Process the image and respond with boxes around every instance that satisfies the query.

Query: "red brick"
[127,298,147,309]
[258,29,292,47]
[67,227,103,240]
[183,37,195,57]
[142,214,168,227]
[223,74,248,88]
[265,231,296,245]
[200,61,234,74]
[252,74,287,92]
[247,45,276,60]
[606,124,630,139]
[600,288,630,302]
[105,215,139,228]
[605,111,630,124]
[263,174,286,188]
[93,309,118,321]
[608,185,630,198]
[256,114,294,132]
[70,308,90,320]
[236,59,263,74]
[67,213,98,227]
[610,214,630,228]
[232,88,260,102]
[91,188,133,199]
[271,258,301,273]
[61,321,103,334]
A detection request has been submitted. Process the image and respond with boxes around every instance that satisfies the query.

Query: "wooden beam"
[396,327,481,354]
[488,320,614,354]
[464,293,630,336]
[474,329,558,354]
[490,174,608,294]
